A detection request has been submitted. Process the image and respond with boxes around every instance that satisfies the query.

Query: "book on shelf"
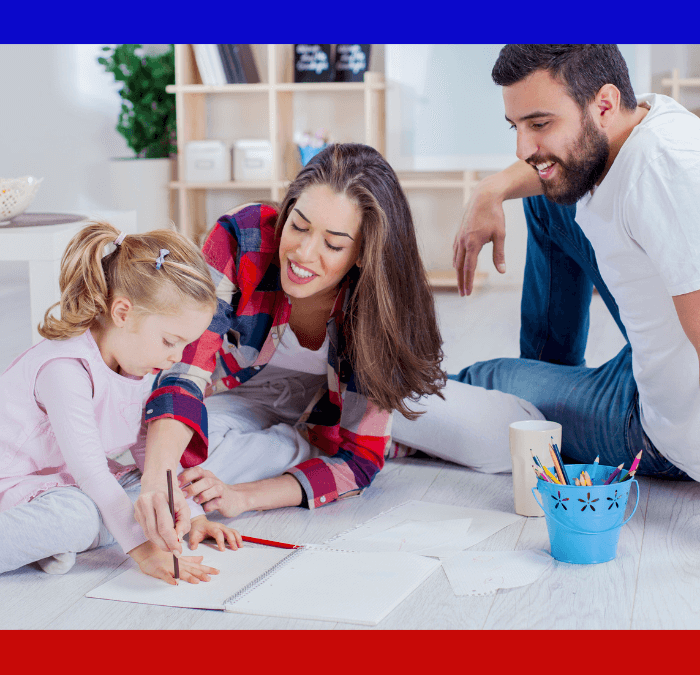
[205,44,227,85]
[192,44,215,85]
[234,45,260,84]
[217,44,239,84]
[334,44,371,82]
[294,44,333,82]
[192,44,226,85]
[195,45,261,86]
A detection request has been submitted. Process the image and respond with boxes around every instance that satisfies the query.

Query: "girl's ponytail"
[38,220,216,341]
[39,221,120,340]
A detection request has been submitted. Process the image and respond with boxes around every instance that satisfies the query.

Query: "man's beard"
[533,112,610,205]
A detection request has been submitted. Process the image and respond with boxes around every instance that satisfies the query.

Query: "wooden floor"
[3,261,700,629]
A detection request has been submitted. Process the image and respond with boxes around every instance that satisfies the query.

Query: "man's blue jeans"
[452,195,690,480]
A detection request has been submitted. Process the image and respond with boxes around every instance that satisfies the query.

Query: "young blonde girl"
[0,222,241,584]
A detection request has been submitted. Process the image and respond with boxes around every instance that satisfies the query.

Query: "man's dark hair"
[492,44,638,112]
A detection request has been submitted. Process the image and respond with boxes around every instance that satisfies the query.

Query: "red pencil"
[242,535,301,550]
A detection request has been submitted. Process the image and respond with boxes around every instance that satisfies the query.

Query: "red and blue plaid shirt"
[145,204,392,508]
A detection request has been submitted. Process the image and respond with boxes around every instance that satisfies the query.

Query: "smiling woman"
[134,143,448,555]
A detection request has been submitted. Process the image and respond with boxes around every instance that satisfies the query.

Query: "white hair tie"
[114,231,126,246]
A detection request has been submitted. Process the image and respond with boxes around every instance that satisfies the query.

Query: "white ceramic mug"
[509,420,563,517]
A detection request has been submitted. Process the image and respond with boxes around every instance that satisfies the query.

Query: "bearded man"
[393,44,700,481]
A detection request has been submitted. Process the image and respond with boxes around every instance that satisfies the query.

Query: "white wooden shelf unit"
[662,68,700,102]
[169,44,481,289]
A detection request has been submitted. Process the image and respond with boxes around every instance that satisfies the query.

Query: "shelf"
[400,179,468,190]
[661,77,700,88]
[166,84,269,94]
[662,69,700,101]
[275,82,385,92]
[166,81,385,95]
[170,180,287,190]
[171,178,470,191]
[427,269,487,290]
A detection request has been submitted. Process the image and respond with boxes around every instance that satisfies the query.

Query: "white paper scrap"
[325,500,522,558]
[442,549,553,596]
[342,518,474,557]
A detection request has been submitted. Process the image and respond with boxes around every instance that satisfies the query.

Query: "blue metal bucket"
[532,463,639,564]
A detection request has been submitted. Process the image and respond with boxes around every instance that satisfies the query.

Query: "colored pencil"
[619,450,643,482]
[589,456,599,484]
[575,477,581,486]
[550,438,570,484]
[540,462,561,484]
[549,446,567,485]
[532,464,545,482]
[620,468,637,483]
[549,442,570,485]
[241,535,301,550]
[166,469,179,580]
[583,471,592,487]
[604,463,624,485]
[530,449,543,468]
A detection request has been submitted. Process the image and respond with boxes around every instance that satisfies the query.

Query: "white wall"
[0,44,129,215]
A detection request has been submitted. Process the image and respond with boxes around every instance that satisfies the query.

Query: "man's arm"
[673,289,700,384]
[453,160,543,296]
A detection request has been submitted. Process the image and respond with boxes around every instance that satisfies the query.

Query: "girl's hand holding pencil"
[135,473,191,555]
[128,540,220,586]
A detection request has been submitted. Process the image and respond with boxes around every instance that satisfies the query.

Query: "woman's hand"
[180,467,248,518]
[188,515,243,551]
[129,540,220,586]
[134,473,190,555]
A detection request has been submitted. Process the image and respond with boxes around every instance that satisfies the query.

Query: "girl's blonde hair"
[39,221,217,340]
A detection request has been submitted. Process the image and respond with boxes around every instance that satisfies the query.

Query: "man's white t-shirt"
[576,93,700,479]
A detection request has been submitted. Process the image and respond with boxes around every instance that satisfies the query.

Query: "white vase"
[109,157,174,233]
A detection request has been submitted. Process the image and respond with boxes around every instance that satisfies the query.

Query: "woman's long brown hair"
[276,143,446,419]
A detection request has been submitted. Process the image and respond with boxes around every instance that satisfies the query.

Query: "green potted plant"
[98,44,177,232]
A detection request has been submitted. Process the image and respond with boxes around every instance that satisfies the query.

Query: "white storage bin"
[233,140,273,181]
[184,140,231,182]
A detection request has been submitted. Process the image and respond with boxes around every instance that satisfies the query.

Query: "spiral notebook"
[86,544,441,626]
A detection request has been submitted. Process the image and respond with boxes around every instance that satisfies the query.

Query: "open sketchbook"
[87,544,441,626]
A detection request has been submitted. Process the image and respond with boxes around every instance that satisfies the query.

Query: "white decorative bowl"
[0,176,44,224]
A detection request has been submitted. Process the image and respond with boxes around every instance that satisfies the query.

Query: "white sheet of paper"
[336,518,473,557]
[326,500,522,557]
[225,548,441,626]
[442,549,553,596]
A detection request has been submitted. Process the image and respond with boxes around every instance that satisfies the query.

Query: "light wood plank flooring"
[2,261,699,629]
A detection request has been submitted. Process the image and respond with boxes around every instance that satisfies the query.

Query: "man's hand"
[180,467,248,519]
[129,540,219,586]
[134,476,191,555]
[453,184,508,296]
[453,160,544,296]
[188,515,243,551]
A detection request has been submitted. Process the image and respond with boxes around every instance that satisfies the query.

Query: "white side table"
[0,210,137,344]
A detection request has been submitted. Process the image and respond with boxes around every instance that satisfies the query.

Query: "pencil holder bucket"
[532,464,639,564]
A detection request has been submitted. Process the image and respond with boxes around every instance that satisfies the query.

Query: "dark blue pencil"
[550,438,570,485]
[530,449,543,469]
